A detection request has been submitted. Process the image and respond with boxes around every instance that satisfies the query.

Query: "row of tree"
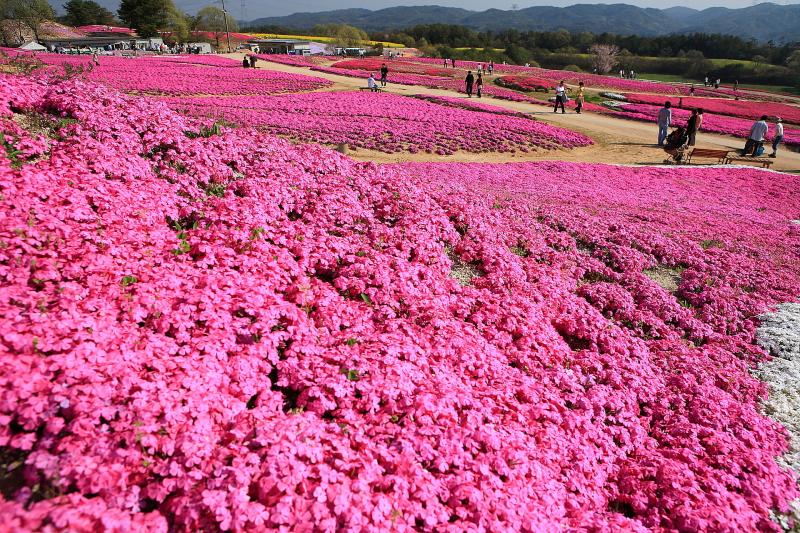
[113,0,238,44]
[0,0,55,42]
[0,0,239,47]
[370,24,798,67]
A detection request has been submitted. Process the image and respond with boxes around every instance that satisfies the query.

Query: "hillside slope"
[247,2,800,42]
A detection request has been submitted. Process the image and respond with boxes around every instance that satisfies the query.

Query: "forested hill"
[246,3,800,43]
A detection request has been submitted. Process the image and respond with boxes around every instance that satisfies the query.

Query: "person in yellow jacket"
[575,82,585,114]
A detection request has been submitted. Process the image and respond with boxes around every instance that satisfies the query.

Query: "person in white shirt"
[367,74,378,92]
[770,117,784,158]
[743,115,769,156]
[553,80,567,114]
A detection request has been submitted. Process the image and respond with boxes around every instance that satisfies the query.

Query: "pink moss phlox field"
[623,93,800,125]
[613,102,800,146]
[164,91,592,154]
[332,58,459,78]
[25,53,333,96]
[145,55,257,68]
[255,54,343,68]
[2,72,800,532]
[409,94,528,116]
[311,64,538,103]
[407,58,684,94]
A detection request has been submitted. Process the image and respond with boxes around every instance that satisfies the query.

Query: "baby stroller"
[662,127,689,164]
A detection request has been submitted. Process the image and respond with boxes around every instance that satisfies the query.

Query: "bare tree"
[589,44,619,74]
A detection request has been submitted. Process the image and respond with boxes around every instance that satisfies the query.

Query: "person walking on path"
[770,117,784,158]
[553,80,567,114]
[249,55,257,68]
[476,73,483,98]
[704,76,709,87]
[367,73,379,92]
[686,108,703,146]
[574,82,585,114]
[657,101,672,146]
[742,115,769,156]
[451,58,456,68]
[488,61,494,75]
[92,51,99,66]
[380,63,389,87]
[465,71,475,97]
[714,78,720,89]
[734,80,739,92]
[689,84,695,96]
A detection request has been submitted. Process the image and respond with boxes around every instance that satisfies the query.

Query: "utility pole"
[221,0,232,53]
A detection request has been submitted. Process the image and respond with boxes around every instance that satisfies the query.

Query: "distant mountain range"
[246,3,800,43]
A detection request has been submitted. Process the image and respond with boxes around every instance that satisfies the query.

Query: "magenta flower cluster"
[1,71,800,532]
[409,57,684,94]
[311,64,539,103]
[496,75,554,92]
[29,53,333,96]
[256,54,343,68]
[164,91,592,154]
[622,93,800,125]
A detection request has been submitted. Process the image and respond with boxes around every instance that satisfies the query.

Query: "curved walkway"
[225,53,800,172]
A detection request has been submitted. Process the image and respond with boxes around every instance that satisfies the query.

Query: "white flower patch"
[756,303,800,531]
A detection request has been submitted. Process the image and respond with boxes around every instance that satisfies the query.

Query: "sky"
[58,0,800,20]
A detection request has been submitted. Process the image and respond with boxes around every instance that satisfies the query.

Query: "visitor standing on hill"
[380,63,389,86]
[770,117,784,158]
[476,73,483,98]
[657,101,672,146]
[465,71,475,97]
[553,81,567,114]
[689,84,695,96]
[686,108,703,146]
[488,61,494,75]
[242,57,249,68]
[92,51,99,66]
[452,58,456,68]
[249,55,257,68]
[704,76,709,87]
[574,81,585,114]
[734,80,739,92]
[714,78,720,89]
[742,115,769,156]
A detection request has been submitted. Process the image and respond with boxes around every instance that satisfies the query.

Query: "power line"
[220,0,232,52]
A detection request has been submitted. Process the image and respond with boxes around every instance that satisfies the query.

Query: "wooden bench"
[724,155,774,169]
[684,148,731,164]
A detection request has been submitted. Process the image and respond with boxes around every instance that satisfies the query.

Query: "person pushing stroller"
[662,126,690,164]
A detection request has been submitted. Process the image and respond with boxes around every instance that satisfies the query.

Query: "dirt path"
[225,53,800,172]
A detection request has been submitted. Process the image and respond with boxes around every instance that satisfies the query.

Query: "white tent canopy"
[19,41,47,51]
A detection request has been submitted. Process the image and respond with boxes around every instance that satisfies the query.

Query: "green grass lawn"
[639,73,800,95]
